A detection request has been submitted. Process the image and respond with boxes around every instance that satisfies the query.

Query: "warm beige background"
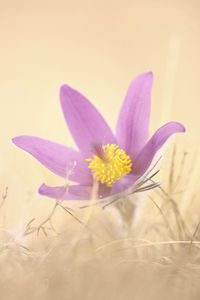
[0,0,199,225]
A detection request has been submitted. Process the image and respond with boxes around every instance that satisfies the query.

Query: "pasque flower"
[12,72,185,200]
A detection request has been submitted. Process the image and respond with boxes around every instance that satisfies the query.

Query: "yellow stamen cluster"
[87,144,132,187]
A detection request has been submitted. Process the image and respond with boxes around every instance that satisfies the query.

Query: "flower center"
[86,144,132,187]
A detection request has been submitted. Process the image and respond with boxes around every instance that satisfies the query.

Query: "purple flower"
[12,72,185,200]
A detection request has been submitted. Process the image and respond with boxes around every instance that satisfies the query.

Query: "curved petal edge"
[60,84,116,157]
[12,135,92,184]
[133,122,185,176]
[116,72,153,159]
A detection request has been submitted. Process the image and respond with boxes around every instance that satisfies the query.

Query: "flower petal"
[12,136,92,185]
[39,184,92,200]
[98,184,111,199]
[60,84,116,157]
[133,122,185,176]
[116,72,153,159]
[111,174,138,195]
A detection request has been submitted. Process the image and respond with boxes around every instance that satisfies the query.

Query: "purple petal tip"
[139,71,153,79]
[146,71,153,76]
[12,136,24,147]
[60,84,67,93]
[12,136,18,144]
[60,84,74,99]
[38,184,46,195]
[171,122,186,133]
[131,71,154,90]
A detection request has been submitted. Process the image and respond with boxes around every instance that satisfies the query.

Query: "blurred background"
[0,0,199,226]
[1,2,200,299]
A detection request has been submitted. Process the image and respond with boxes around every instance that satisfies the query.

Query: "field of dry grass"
[1,145,200,300]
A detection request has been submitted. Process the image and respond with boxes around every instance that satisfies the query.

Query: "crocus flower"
[12,72,185,200]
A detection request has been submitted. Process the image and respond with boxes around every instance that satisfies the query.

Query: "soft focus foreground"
[1,145,200,300]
